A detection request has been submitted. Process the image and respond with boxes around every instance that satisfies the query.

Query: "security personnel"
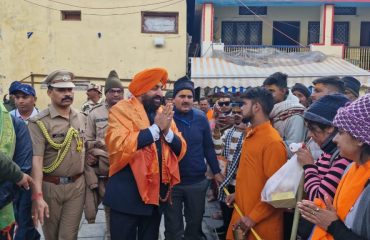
[28,70,86,240]
[84,70,123,239]
[81,83,103,115]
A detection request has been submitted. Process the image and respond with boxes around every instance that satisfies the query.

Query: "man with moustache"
[84,70,124,239]
[103,68,187,240]
[164,77,224,240]
[213,105,246,239]
[226,87,287,240]
[28,70,86,240]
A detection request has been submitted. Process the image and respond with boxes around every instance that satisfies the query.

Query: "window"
[141,12,178,34]
[308,22,320,44]
[239,6,267,15]
[334,22,349,46]
[334,7,356,15]
[273,21,300,46]
[61,11,81,21]
[222,21,262,45]
[360,22,370,46]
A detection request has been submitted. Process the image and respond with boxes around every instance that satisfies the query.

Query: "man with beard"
[311,76,345,102]
[213,105,247,239]
[214,94,234,134]
[84,70,124,239]
[164,77,224,240]
[226,87,287,240]
[28,70,86,240]
[10,83,39,123]
[263,72,306,157]
[103,68,187,240]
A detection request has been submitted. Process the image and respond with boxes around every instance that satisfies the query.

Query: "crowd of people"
[0,68,369,240]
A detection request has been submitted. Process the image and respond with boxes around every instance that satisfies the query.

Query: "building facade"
[191,0,370,92]
[0,0,187,109]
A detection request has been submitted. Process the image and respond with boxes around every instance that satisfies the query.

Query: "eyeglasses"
[108,89,123,94]
[219,101,230,107]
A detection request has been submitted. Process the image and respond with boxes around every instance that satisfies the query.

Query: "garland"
[36,120,82,173]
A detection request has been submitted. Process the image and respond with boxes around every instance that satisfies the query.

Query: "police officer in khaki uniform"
[81,83,103,115]
[84,70,123,240]
[28,70,86,240]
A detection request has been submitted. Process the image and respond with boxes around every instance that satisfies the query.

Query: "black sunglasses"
[219,101,231,107]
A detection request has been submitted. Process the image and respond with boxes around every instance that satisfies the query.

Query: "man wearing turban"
[103,68,187,240]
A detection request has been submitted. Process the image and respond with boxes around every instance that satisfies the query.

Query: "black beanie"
[304,93,350,126]
[292,83,311,98]
[341,76,361,97]
[173,76,194,98]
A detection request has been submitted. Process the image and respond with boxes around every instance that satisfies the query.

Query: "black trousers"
[220,185,235,232]
[110,207,161,240]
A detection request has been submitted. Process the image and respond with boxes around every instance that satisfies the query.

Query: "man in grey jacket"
[263,72,306,157]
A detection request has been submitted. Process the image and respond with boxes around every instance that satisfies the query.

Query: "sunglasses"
[219,101,231,107]
[232,111,242,114]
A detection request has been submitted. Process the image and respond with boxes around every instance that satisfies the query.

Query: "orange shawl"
[105,97,187,205]
[311,160,370,240]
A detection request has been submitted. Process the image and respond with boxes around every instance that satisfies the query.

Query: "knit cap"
[105,70,123,94]
[291,83,311,98]
[333,94,370,145]
[341,76,361,97]
[304,94,350,125]
[173,76,194,98]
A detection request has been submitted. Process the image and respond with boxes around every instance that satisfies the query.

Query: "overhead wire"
[237,0,306,47]
[45,0,179,9]
[238,3,351,46]
[22,0,184,16]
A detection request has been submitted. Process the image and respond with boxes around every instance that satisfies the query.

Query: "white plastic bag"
[261,154,302,208]
[261,139,321,208]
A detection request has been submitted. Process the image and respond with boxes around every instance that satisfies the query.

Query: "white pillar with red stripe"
[201,3,214,57]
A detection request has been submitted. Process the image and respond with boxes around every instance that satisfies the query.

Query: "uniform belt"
[43,173,83,185]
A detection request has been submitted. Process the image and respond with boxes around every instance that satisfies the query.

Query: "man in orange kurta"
[103,68,187,240]
[226,87,287,240]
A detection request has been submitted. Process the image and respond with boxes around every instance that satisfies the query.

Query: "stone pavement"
[38,198,224,240]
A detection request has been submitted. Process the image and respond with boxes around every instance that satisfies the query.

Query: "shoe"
[215,225,226,234]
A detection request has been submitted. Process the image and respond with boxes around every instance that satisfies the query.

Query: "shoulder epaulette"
[29,108,50,122]
[89,103,104,113]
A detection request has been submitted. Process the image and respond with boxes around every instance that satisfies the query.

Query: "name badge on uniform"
[95,118,108,123]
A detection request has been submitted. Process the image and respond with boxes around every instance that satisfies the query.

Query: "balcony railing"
[344,47,370,71]
[223,45,310,55]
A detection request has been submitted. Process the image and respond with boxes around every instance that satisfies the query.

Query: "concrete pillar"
[201,3,214,57]
[311,4,344,58]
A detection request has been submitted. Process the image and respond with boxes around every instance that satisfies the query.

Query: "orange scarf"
[106,97,187,205]
[311,160,370,240]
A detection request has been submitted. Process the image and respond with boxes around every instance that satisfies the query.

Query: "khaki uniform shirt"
[28,104,85,177]
[81,98,103,115]
[85,102,109,142]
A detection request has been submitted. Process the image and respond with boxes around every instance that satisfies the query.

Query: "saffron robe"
[226,122,287,240]
[105,97,187,205]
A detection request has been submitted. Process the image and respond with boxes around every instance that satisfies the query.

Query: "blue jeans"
[164,178,208,240]
[13,189,40,240]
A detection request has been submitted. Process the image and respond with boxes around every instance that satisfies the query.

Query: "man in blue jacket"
[164,77,224,240]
